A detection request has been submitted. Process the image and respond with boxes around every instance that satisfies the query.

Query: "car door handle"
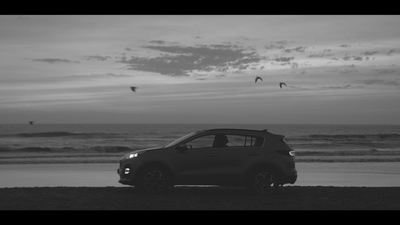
[207,153,217,157]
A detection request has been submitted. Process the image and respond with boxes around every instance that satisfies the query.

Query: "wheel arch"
[134,161,175,186]
[246,163,283,183]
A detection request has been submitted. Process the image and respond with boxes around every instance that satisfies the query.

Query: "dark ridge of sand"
[0,186,399,210]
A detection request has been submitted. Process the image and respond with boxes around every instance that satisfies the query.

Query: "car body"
[118,128,297,194]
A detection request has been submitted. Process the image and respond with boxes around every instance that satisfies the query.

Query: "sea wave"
[0,131,123,138]
[287,133,400,141]
[284,133,400,151]
[0,145,138,153]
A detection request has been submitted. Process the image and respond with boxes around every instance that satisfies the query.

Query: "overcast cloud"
[0,15,399,124]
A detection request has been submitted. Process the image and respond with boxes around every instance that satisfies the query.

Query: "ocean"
[1,124,400,152]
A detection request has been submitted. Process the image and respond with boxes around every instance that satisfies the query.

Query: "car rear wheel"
[138,167,169,194]
[248,169,278,195]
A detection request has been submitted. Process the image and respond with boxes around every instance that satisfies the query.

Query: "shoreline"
[1,149,400,164]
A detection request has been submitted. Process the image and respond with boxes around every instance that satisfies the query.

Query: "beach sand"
[1,149,400,210]
[1,186,400,210]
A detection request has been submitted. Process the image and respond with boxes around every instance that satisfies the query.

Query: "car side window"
[185,135,216,150]
[249,136,264,147]
[226,134,264,147]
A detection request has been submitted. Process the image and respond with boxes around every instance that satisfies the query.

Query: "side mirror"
[176,144,188,152]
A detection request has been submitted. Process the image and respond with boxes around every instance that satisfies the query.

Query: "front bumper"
[281,171,297,184]
[117,162,136,185]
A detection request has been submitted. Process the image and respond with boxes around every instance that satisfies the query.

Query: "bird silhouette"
[29,121,34,125]
[279,82,287,88]
[130,86,137,92]
[255,76,263,83]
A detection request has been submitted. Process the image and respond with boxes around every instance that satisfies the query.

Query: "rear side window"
[226,134,264,147]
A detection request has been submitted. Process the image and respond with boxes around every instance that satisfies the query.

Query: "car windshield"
[164,131,200,148]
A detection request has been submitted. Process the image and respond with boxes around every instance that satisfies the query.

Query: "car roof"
[202,128,270,135]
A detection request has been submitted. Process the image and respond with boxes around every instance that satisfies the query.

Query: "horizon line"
[1,122,399,126]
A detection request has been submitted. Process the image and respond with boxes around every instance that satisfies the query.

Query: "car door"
[218,134,264,183]
[173,134,221,184]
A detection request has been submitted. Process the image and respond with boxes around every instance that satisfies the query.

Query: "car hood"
[121,146,165,160]
[130,146,163,154]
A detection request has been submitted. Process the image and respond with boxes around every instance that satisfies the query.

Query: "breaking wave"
[0,131,123,138]
[285,133,400,150]
[287,133,400,141]
[0,145,139,153]
[1,123,399,153]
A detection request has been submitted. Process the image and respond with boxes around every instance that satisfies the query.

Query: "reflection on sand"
[295,162,400,187]
[0,162,400,188]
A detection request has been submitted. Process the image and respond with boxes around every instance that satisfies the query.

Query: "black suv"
[118,128,297,195]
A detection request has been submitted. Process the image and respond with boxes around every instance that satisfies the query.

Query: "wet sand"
[1,162,400,188]
[1,153,400,210]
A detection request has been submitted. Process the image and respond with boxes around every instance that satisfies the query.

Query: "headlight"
[128,153,139,159]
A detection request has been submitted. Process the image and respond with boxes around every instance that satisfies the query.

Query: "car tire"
[247,169,279,195]
[138,166,170,194]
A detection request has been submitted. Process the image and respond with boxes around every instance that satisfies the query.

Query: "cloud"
[338,64,358,74]
[356,79,399,86]
[387,49,400,55]
[290,62,299,69]
[10,73,133,85]
[362,51,379,56]
[149,40,166,44]
[149,40,178,45]
[275,40,289,45]
[264,40,290,50]
[28,58,80,64]
[69,73,132,79]
[374,68,398,74]
[342,55,363,61]
[322,85,353,89]
[272,56,294,62]
[116,43,266,76]
[308,52,333,58]
[286,85,308,90]
[84,55,112,61]
[265,44,285,50]
[269,56,298,69]
[284,46,307,53]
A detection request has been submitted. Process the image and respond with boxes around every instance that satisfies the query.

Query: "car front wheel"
[138,167,169,194]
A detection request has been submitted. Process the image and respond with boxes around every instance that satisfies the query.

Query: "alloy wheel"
[253,171,276,195]
[142,169,167,194]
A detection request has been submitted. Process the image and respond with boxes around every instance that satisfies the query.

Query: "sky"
[0,15,399,124]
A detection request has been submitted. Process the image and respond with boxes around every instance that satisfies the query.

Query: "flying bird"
[279,82,287,89]
[29,121,34,125]
[255,76,263,83]
[130,86,137,92]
